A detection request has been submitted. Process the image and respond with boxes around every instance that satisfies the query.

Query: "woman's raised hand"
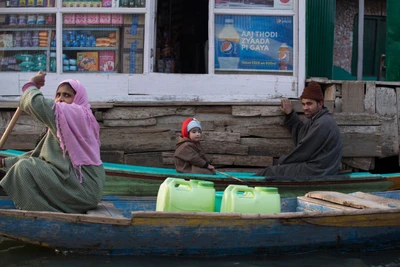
[30,71,46,89]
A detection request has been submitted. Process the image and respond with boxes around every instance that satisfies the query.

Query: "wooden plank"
[341,157,374,171]
[90,102,114,109]
[155,119,215,132]
[297,196,357,211]
[305,191,391,209]
[100,150,124,164]
[0,132,40,150]
[339,125,380,134]
[162,152,272,167]
[103,107,196,120]
[323,84,336,101]
[248,126,291,139]
[341,132,382,157]
[202,142,248,155]
[376,87,399,157]
[86,202,125,218]
[202,132,240,143]
[232,106,282,117]
[195,106,232,114]
[240,138,294,157]
[333,113,381,126]
[103,118,156,127]
[100,130,177,152]
[162,152,174,165]
[351,192,400,208]
[208,154,273,167]
[0,101,19,109]
[292,100,334,113]
[125,152,169,167]
[364,81,376,114]
[341,81,365,112]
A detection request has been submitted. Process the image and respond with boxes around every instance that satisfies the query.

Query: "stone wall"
[334,0,386,73]
[2,79,398,172]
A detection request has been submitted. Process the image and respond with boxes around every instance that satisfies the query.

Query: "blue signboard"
[215,15,293,72]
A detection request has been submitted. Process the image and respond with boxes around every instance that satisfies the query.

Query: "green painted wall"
[386,0,400,81]
[306,0,336,79]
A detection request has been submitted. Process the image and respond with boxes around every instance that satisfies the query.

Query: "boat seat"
[304,191,392,210]
[297,196,358,212]
[86,201,125,218]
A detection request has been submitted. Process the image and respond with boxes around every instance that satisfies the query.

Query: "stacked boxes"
[121,14,144,73]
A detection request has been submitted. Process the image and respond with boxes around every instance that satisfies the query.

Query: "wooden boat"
[1,149,400,197]
[1,190,400,256]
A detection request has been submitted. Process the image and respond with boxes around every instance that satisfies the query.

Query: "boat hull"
[2,149,400,197]
[1,193,400,256]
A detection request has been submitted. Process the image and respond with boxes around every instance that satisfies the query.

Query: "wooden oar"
[215,170,249,185]
[0,108,22,149]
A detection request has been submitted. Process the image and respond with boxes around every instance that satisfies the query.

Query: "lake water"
[1,237,400,267]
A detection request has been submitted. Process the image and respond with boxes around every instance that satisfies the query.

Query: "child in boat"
[174,118,216,174]
[0,72,105,213]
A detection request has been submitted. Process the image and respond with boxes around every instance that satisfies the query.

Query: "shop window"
[0,0,144,73]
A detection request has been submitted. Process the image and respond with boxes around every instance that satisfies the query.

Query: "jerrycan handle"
[232,186,255,199]
[171,179,192,191]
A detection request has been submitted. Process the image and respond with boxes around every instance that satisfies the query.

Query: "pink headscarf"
[53,79,102,183]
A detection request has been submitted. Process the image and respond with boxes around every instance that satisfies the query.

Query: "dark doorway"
[156,0,209,74]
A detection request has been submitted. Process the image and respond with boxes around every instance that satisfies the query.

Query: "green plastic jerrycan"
[156,177,215,212]
[220,185,281,214]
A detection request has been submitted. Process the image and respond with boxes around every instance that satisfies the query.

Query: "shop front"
[0,0,304,102]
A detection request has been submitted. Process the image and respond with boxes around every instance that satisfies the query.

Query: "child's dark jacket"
[174,137,214,174]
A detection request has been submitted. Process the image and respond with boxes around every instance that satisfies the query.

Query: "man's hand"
[30,71,46,89]
[280,98,293,115]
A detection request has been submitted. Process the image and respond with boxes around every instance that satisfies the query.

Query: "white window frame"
[0,0,305,102]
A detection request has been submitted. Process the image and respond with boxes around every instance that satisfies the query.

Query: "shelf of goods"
[0,27,119,73]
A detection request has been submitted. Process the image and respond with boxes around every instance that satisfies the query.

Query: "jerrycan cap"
[255,187,278,194]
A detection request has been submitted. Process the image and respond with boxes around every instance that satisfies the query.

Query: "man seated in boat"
[256,82,342,177]
[174,118,216,174]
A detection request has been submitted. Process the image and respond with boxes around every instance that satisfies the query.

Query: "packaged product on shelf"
[13,32,21,47]
[36,0,44,6]
[0,34,13,48]
[9,15,17,25]
[122,51,143,73]
[87,14,99,24]
[102,0,111,7]
[63,14,75,24]
[27,14,37,25]
[111,14,123,24]
[77,51,98,71]
[21,31,32,47]
[37,15,45,25]
[123,26,144,49]
[95,37,110,47]
[10,0,19,7]
[99,14,111,24]
[19,0,26,6]
[27,0,36,6]
[136,0,144,7]
[18,15,26,25]
[46,14,55,24]
[75,14,87,25]
[98,51,114,72]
